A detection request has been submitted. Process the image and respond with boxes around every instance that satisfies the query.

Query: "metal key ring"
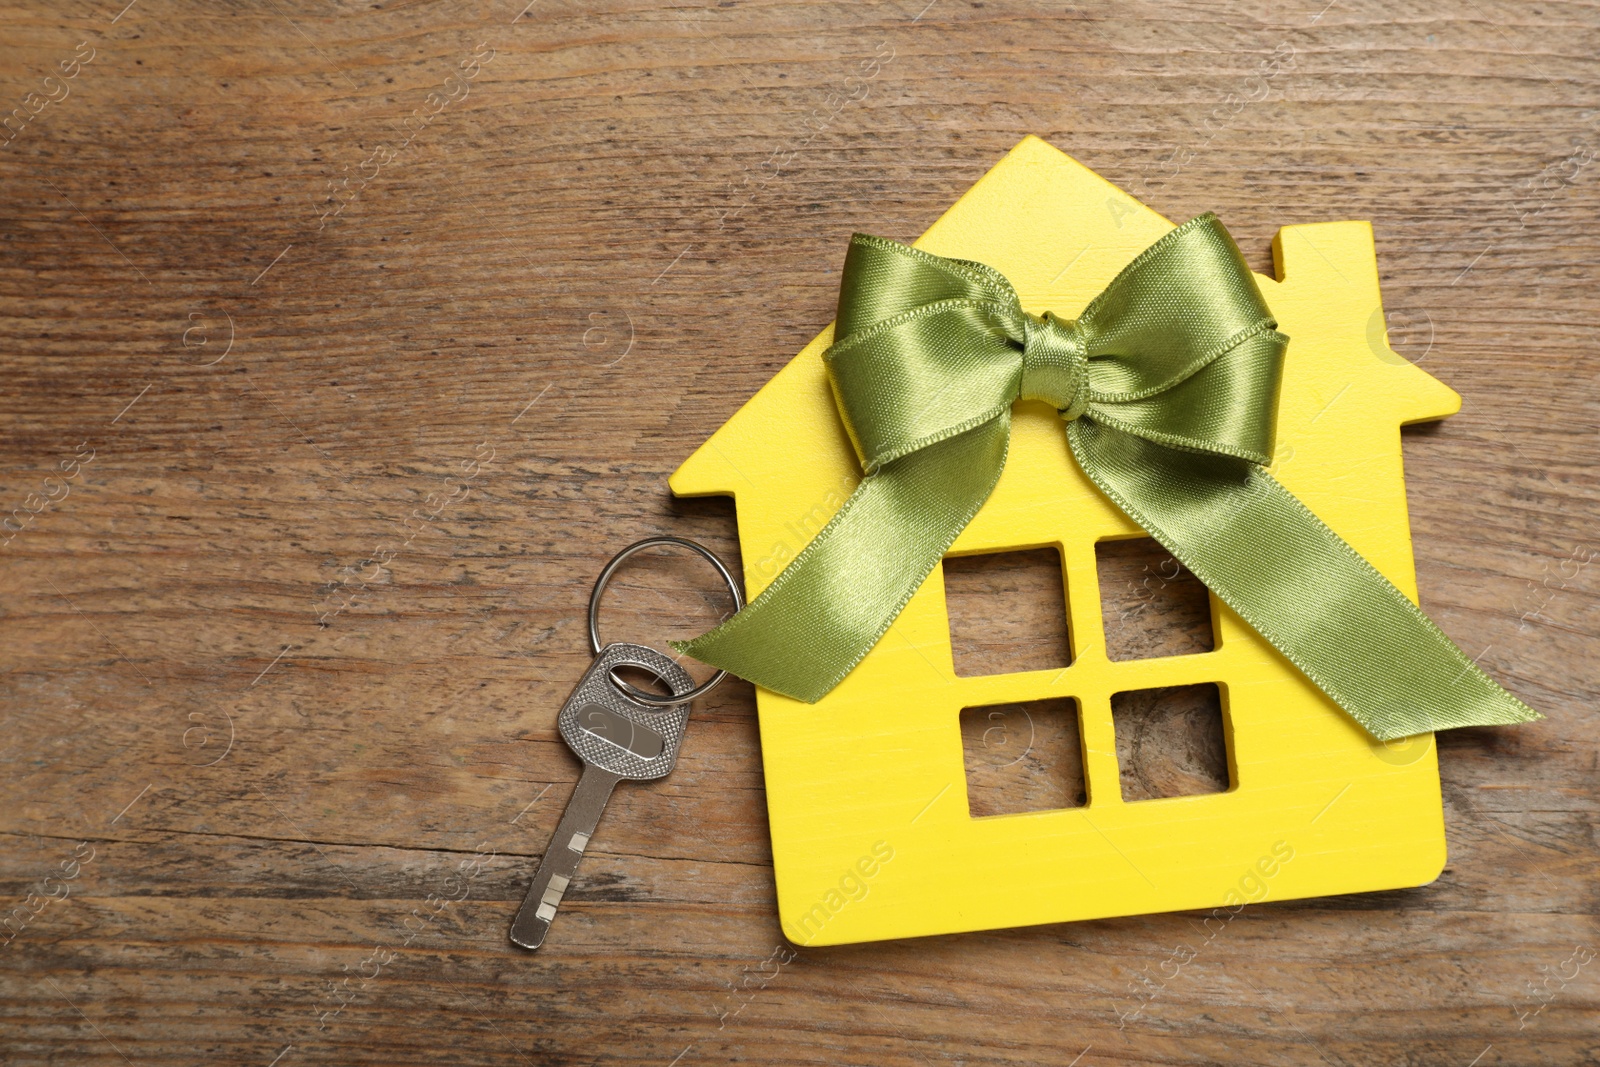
[588,536,744,706]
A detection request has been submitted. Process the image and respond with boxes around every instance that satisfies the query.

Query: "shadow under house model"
[670,136,1463,946]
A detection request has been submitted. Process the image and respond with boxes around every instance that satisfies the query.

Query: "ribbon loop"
[826,301,1019,473]
[1020,311,1089,418]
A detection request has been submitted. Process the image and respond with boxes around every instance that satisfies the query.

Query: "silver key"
[509,642,695,950]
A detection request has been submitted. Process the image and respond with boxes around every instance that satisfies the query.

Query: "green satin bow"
[677,213,1539,741]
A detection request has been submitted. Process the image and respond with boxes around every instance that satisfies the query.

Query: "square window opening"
[960,697,1085,817]
[1095,537,1214,661]
[944,547,1071,677]
[1111,683,1231,801]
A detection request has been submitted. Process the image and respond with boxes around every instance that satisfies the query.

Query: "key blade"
[509,765,621,950]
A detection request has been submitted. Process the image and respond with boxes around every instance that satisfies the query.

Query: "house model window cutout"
[670,136,1456,947]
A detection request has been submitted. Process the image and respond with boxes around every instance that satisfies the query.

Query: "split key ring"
[587,536,744,707]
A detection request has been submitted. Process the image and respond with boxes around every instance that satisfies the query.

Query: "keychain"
[509,537,743,950]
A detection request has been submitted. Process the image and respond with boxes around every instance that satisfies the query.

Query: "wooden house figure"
[671,137,1459,946]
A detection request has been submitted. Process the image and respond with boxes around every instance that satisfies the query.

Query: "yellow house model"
[670,136,1460,946]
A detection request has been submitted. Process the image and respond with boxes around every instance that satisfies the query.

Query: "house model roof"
[671,136,1462,945]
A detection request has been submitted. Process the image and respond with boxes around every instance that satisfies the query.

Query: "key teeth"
[540,877,568,910]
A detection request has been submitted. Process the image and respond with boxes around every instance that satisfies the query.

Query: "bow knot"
[1018,311,1089,419]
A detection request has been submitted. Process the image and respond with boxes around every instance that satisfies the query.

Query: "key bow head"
[557,643,695,781]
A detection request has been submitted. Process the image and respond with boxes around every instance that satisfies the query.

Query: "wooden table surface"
[2,1,1596,1064]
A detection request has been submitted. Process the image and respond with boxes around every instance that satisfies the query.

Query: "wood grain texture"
[0,1,1596,1064]
[946,548,1073,676]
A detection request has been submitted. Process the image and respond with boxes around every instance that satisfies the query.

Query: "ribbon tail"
[675,416,1010,703]
[1068,420,1541,741]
